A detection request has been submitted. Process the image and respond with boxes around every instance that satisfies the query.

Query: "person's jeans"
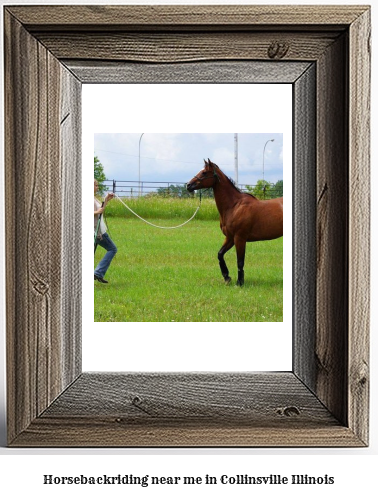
[94,233,117,278]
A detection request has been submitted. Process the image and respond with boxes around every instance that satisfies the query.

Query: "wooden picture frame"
[4,5,370,447]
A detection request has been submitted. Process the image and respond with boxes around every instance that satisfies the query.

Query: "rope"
[114,193,201,229]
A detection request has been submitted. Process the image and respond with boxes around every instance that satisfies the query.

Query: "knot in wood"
[131,395,152,415]
[268,41,289,59]
[132,396,142,406]
[32,279,49,296]
[353,361,368,389]
[277,406,300,417]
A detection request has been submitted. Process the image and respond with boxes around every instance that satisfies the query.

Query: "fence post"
[113,180,116,194]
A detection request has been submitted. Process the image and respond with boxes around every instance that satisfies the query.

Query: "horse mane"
[212,162,257,199]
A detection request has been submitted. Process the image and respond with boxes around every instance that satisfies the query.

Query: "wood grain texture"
[4,12,63,442]
[293,64,317,390]
[41,373,334,422]
[4,11,80,444]
[316,34,349,426]
[11,419,363,448]
[60,68,82,389]
[348,8,371,445]
[7,5,367,29]
[36,32,339,63]
[4,5,370,447]
[65,60,312,84]
[11,373,363,447]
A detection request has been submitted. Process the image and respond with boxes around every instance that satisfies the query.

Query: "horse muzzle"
[186,181,197,192]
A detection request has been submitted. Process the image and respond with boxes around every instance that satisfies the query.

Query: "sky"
[94,132,283,190]
[84,83,291,195]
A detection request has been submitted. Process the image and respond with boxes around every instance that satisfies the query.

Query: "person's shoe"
[94,274,108,283]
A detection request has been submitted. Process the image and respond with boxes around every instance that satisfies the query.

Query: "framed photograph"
[4,5,370,447]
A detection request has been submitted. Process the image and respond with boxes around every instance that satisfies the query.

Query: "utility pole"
[234,133,238,186]
[262,138,275,183]
[138,132,144,197]
[262,138,274,199]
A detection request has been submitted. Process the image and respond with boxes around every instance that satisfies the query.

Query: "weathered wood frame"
[4,5,370,447]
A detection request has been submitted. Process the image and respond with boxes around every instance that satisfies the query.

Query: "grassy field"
[94,198,283,322]
[105,195,218,220]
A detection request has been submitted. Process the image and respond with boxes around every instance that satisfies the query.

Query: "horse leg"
[235,236,246,286]
[218,237,234,284]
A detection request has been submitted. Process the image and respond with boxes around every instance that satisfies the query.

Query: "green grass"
[95,201,283,322]
[105,195,219,221]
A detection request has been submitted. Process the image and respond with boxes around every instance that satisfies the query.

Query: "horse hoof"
[236,280,244,287]
[224,277,231,285]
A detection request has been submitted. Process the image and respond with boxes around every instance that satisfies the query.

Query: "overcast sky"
[94,132,283,187]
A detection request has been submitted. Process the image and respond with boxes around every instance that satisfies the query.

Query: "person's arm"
[94,206,104,215]
[94,199,105,216]
[102,192,115,208]
[94,193,114,215]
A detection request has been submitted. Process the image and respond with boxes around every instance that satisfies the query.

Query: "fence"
[103,180,188,198]
[102,180,283,199]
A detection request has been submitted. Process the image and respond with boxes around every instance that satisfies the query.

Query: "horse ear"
[208,158,212,166]
[204,159,208,167]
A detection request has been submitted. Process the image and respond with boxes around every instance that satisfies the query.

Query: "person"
[94,179,117,283]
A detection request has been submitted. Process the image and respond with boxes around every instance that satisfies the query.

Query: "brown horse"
[187,159,283,286]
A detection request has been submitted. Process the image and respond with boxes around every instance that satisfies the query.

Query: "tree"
[245,179,283,199]
[156,184,214,198]
[156,184,189,198]
[272,180,283,197]
[94,156,107,195]
[246,179,273,199]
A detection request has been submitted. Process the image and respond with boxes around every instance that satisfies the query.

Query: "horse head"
[186,159,219,192]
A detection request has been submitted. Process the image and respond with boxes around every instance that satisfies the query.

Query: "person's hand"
[105,192,115,202]
[95,207,105,215]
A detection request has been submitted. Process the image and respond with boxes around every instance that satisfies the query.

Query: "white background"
[0,0,377,498]
[83,84,292,372]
